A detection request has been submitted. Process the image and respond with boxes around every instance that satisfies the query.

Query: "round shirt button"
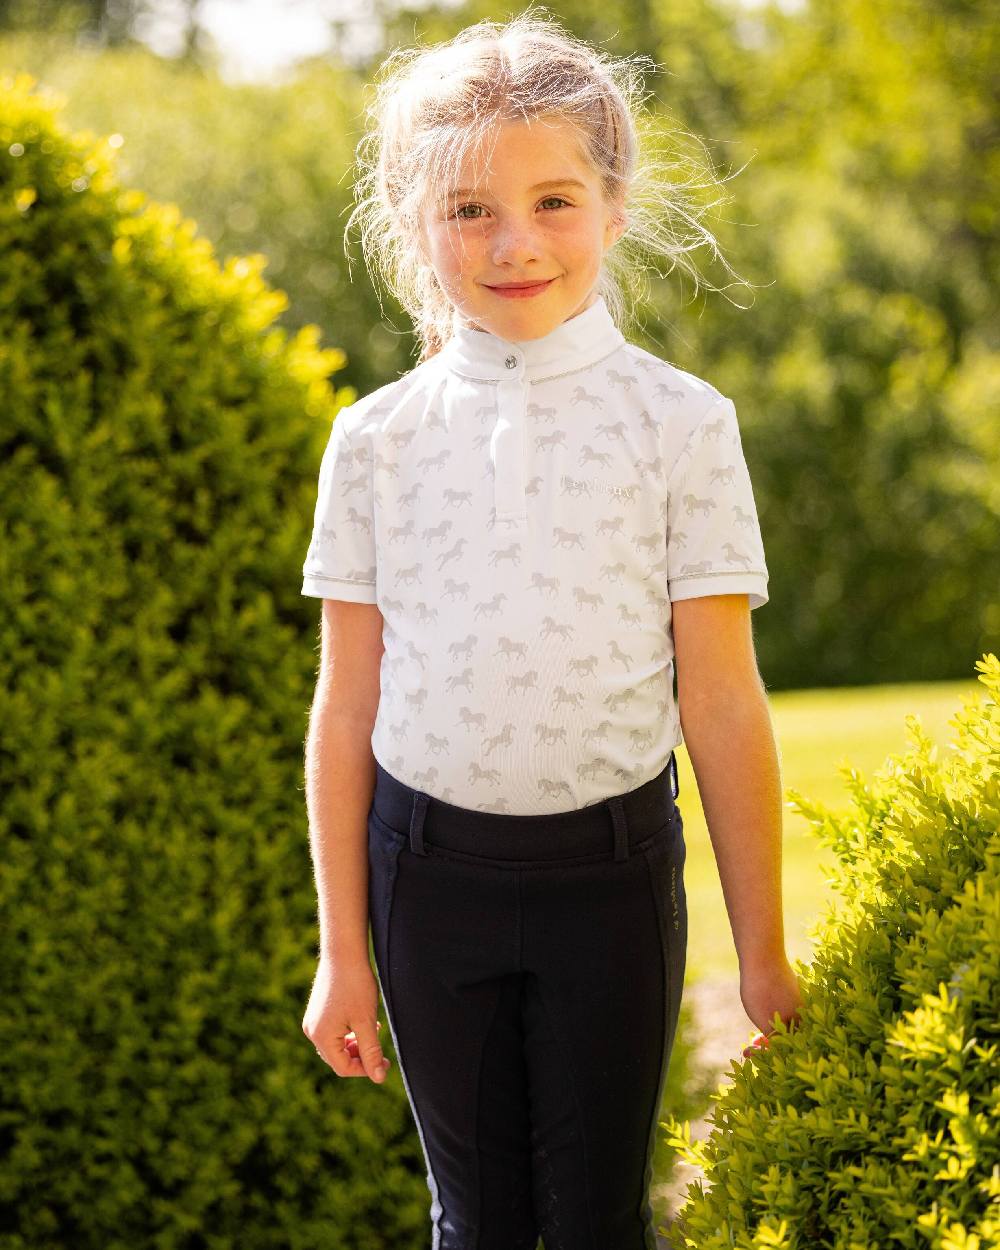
[505,354,517,369]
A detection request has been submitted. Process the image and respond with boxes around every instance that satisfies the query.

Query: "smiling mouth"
[484,279,557,296]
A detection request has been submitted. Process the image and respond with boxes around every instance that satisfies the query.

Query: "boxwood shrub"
[661,653,1000,1250]
[0,70,438,1250]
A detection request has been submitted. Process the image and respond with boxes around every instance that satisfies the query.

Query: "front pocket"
[637,804,684,856]
[367,809,406,968]
[368,805,409,845]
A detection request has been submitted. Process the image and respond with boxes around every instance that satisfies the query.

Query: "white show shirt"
[302,295,769,814]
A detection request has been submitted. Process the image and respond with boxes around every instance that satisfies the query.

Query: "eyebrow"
[446,178,588,198]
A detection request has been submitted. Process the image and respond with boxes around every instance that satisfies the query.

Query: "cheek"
[432,226,483,269]
[550,216,603,251]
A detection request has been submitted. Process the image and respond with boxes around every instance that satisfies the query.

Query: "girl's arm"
[301,599,393,1085]
[304,598,385,964]
[673,594,801,1036]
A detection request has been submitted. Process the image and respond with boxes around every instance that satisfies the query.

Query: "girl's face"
[419,114,626,341]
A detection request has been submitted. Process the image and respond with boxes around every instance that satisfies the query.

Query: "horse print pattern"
[302,296,768,814]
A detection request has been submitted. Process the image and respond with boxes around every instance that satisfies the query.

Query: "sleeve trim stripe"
[669,568,768,586]
[302,572,376,587]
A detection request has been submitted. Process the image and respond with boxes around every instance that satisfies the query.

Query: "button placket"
[492,354,527,525]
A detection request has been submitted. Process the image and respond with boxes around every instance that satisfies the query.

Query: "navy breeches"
[366,752,687,1250]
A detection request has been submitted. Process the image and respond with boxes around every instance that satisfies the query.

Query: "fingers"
[349,1017,392,1083]
[311,1020,391,1083]
[741,1031,771,1058]
[343,1017,382,1056]
[741,1009,803,1057]
[301,960,393,1084]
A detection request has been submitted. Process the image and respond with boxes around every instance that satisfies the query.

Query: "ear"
[605,206,628,249]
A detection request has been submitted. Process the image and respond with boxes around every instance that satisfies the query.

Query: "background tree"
[1,0,995,690]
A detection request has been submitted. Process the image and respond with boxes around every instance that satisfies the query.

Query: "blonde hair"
[345,6,755,364]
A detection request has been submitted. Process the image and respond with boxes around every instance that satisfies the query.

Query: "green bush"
[661,653,1000,1250]
[0,71,439,1250]
[0,33,404,411]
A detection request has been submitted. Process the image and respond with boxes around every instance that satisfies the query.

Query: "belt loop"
[409,792,430,856]
[669,751,679,801]
[608,796,629,862]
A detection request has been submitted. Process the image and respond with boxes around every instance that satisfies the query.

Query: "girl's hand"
[739,953,803,1058]
[302,955,393,1085]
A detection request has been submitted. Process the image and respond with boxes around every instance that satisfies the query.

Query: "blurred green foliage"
[2,1,996,691]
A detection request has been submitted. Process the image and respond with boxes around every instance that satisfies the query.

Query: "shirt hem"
[668,572,769,609]
[301,574,377,604]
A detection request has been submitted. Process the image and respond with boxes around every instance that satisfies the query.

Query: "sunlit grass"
[678,677,983,982]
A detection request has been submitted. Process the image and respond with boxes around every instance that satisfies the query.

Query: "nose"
[490,218,541,267]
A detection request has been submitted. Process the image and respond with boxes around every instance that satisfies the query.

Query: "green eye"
[451,197,571,220]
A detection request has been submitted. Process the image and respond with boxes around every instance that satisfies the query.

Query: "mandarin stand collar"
[441,295,626,382]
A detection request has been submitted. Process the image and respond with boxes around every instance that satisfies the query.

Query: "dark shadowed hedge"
[0,71,439,1250]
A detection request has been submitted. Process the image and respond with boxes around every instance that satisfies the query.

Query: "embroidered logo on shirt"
[560,473,635,500]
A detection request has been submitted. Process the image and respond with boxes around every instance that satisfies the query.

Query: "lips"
[488,280,554,289]
[484,278,556,298]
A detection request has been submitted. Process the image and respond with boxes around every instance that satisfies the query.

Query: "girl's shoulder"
[335,357,439,442]
[620,342,726,415]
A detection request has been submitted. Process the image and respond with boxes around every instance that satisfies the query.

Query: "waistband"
[369,751,680,865]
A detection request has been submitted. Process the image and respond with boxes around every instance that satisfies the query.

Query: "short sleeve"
[301,415,377,603]
[665,396,769,610]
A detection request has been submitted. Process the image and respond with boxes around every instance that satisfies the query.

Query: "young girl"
[301,10,803,1248]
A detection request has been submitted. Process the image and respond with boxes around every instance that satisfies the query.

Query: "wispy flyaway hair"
[345,5,755,363]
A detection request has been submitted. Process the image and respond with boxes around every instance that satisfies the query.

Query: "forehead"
[440,115,592,197]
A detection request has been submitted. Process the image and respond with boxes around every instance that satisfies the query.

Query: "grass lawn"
[678,676,985,983]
